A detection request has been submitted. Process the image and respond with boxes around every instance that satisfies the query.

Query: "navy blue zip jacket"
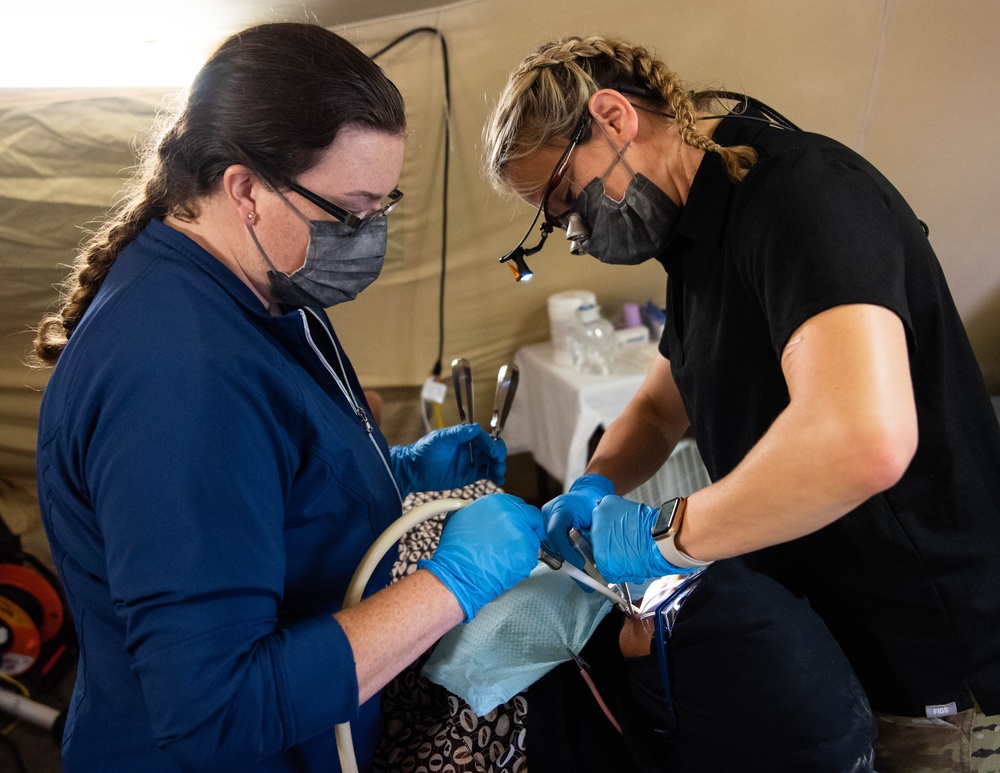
[36,219,401,771]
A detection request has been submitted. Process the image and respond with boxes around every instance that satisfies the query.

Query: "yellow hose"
[335,497,472,773]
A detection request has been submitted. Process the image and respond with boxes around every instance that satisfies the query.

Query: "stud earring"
[248,211,257,223]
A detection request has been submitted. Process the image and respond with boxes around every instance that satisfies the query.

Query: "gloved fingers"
[502,495,547,545]
[400,425,506,492]
[434,425,505,486]
[469,432,506,486]
[591,495,642,584]
[541,484,603,572]
[425,493,545,621]
[485,437,507,485]
[466,427,505,460]
[569,473,616,500]
[547,474,612,541]
[601,513,648,585]
[543,507,586,572]
[436,422,481,443]
[592,495,691,582]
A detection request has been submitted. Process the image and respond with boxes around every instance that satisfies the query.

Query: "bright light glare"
[0,4,226,87]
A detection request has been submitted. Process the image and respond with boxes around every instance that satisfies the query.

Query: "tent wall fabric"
[0,89,171,554]
[2,0,999,548]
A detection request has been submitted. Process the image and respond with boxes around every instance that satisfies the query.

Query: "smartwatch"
[651,497,687,541]
[651,496,713,570]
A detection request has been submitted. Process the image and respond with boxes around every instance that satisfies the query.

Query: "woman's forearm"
[335,569,464,704]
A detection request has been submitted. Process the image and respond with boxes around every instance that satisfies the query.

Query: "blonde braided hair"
[484,36,757,195]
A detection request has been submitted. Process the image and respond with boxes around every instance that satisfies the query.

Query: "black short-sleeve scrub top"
[656,108,1000,717]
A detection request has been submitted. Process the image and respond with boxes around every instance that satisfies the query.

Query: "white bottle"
[568,304,617,375]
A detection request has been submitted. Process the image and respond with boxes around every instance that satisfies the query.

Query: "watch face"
[652,499,680,539]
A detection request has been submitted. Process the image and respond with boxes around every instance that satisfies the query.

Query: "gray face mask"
[248,201,387,308]
[573,172,680,265]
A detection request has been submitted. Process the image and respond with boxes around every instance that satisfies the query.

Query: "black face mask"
[572,172,681,265]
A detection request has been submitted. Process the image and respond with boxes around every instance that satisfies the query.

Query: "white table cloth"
[502,341,659,490]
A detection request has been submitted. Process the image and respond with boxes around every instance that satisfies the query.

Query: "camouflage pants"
[874,704,1000,772]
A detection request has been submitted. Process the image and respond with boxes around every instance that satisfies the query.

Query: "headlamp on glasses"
[498,114,591,282]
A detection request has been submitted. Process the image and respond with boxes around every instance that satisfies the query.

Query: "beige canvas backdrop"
[2,0,999,550]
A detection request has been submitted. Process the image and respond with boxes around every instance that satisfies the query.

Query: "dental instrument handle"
[450,357,476,462]
[560,561,637,613]
[450,358,471,423]
[566,529,638,617]
[490,363,519,440]
[568,527,607,585]
[464,362,475,465]
[542,553,639,615]
[489,364,505,439]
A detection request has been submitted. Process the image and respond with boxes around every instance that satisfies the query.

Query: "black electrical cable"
[370,28,451,379]
[0,733,29,773]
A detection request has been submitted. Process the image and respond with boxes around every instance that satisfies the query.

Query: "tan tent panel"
[2,0,999,557]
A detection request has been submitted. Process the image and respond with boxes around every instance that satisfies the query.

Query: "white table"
[503,340,712,502]
[502,340,660,491]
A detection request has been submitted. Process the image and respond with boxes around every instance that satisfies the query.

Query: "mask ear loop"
[247,184,316,279]
[270,186,315,228]
[593,120,639,190]
[246,224,287,277]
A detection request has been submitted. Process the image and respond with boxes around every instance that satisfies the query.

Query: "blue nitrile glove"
[591,495,701,584]
[418,494,546,622]
[541,473,615,571]
[390,424,506,497]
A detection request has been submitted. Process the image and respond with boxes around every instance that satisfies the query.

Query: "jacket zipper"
[298,308,402,504]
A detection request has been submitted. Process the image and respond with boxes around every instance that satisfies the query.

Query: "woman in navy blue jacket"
[31,23,544,772]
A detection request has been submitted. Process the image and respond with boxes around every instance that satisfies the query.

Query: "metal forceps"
[490,364,519,440]
[568,527,636,617]
[450,357,474,427]
[451,357,475,462]
[538,540,639,618]
[450,358,520,441]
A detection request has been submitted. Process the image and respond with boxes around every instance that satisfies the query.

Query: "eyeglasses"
[652,572,703,736]
[288,182,403,230]
[498,114,591,281]
[541,126,586,229]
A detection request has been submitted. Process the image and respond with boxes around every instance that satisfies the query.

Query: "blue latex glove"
[418,494,546,622]
[591,495,701,584]
[391,424,506,497]
[541,473,615,571]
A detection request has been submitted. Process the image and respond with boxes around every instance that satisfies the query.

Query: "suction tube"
[335,498,472,773]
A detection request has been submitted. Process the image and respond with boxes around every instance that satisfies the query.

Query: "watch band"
[655,532,713,570]
[652,496,713,570]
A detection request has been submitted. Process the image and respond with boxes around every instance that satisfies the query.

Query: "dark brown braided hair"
[32,22,406,366]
